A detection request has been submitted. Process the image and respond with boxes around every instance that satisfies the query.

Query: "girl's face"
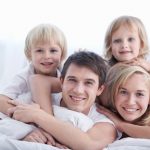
[115,73,150,122]
[111,25,141,62]
[30,40,62,76]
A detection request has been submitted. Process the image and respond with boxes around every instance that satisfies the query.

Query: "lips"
[70,95,86,101]
[123,107,139,113]
[41,62,53,65]
[119,51,132,54]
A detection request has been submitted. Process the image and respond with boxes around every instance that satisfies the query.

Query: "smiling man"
[6,51,118,150]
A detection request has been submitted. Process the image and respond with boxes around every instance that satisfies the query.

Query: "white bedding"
[0,136,150,150]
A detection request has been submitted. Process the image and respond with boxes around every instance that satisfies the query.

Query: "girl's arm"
[29,74,61,114]
[97,105,150,138]
[11,103,116,150]
[124,58,150,73]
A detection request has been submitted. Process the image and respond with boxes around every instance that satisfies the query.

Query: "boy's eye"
[50,49,58,53]
[113,39,121,43]
[36,49,43,52]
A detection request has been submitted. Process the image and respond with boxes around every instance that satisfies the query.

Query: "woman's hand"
[97,105,123,131]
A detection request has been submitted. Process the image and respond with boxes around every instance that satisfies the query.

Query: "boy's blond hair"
[104,16,149,63]
[24,24,67,62]
[101,64,150,126]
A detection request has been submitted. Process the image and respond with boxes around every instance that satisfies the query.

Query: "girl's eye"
[128,37,134,42]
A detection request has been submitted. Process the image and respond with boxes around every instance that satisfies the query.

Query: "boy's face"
[30,41,62,76]
[111,25,141,62]
[61,63,104,114]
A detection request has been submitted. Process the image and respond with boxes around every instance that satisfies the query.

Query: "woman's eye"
[136,93,144,97]
[119,90,127,95]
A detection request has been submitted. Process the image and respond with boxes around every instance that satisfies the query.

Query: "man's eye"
[85,82,93,86]
[68,78,76,82]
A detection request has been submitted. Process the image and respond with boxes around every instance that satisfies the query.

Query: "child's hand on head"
[124,58,150,72]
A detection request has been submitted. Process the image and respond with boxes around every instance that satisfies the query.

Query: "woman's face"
[115,73,150,122]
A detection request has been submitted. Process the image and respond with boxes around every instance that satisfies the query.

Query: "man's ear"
[60,77,64,84]
[96,85,105,96]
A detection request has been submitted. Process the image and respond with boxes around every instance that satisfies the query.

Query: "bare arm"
[97,105,150,138]
[124,58,150,73]
[119,122,150,138]
[29,74,61,114]
[0,95,14,114]
[12,104,116,150]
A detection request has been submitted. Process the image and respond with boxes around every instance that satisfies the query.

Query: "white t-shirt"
[0,63,61,104]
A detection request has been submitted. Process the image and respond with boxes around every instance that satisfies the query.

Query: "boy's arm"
[0,95,14,114]
[29,75,61,114]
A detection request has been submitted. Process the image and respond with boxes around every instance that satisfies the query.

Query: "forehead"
[65,63,99,81]
[121,73,149,89]
[113,24,138,35]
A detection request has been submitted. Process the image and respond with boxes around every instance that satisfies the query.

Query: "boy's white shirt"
[0,63,121,140]
[0,63,61,104]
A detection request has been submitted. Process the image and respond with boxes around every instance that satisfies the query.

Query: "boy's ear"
[96,85,105,96]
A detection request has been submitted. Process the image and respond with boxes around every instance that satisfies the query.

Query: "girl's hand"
[124,58,150,72]
[97,105,123,131]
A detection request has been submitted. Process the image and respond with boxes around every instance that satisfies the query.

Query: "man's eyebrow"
[85,78,96,83]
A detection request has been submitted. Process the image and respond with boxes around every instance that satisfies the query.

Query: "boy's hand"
[23,128,48,144]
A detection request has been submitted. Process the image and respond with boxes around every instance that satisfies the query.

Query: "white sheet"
[104,137,150,150]
[0,136,150,150]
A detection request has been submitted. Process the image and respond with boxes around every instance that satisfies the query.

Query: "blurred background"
[0,0,150,88]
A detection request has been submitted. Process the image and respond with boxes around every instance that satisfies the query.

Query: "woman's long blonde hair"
[101,64,150,125]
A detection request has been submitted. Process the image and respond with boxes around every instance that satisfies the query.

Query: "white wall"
[0,0,150,87]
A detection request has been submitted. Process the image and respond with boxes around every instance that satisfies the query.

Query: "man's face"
[61,63,104,114]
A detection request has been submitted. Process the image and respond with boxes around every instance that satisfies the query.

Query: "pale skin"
[9,64,117,150]
[98,73,150,138]
[0,42,63,146]
[111,25,150,72]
